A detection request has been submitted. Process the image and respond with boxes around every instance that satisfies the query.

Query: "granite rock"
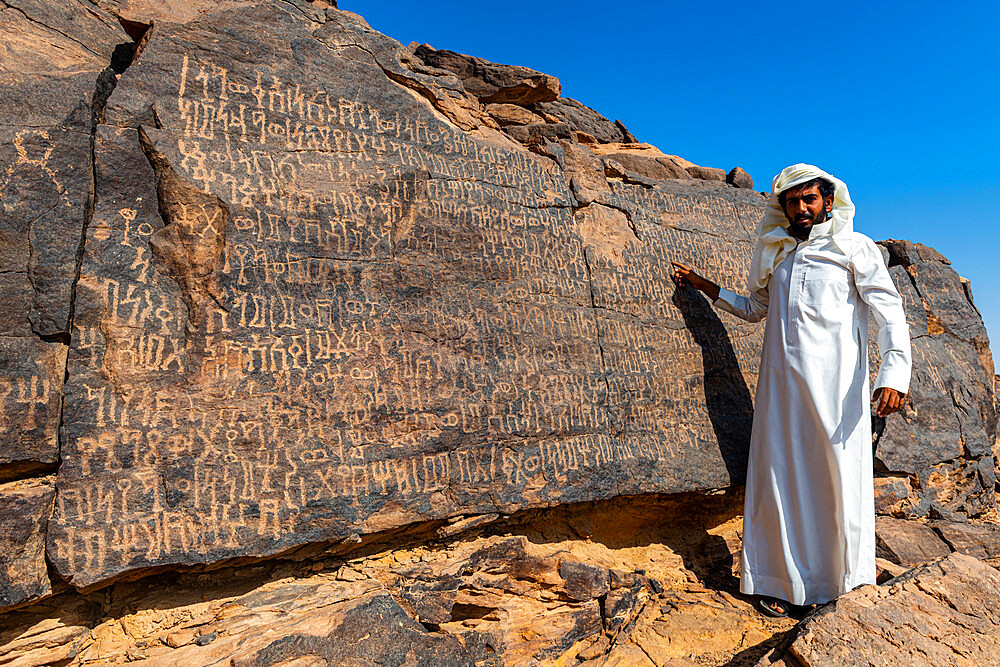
[0,477,56,610]
[873,239,997,518]
[780,553,1000,666]
[0,0,128,482]
[412,43,561,104]
[28,1,767,590]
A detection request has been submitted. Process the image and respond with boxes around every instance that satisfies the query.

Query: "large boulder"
[23,1,767,592]
[773,553,1000,666]
[872,240,997,519]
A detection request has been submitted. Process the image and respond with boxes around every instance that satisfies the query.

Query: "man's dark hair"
[777,177,836,208]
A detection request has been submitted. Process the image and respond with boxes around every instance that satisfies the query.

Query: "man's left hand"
[872,388,906,417]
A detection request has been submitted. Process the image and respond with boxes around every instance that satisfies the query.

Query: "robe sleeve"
[852,238,912,393]
[713,286,769,323]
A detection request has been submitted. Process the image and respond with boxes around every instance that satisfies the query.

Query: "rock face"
[21,2,768,591]
[0,493,764,666]
[0,478,57,608]
[872,240,997,520]
[412,44,561,105]
[774,553,1000,666]
[0,0,128,483]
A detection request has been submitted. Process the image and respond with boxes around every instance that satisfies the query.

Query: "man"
[671,164,911,617]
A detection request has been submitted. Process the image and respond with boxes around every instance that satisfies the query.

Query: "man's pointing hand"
[671,262,720,301]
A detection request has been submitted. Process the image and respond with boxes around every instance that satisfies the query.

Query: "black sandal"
[755,595,790,618]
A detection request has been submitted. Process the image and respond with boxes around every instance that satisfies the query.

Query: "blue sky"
[345,1,999,371]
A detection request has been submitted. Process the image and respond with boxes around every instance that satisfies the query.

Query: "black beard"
[787,217,814,237]
[787,210,827,237]
[788,220,813,234]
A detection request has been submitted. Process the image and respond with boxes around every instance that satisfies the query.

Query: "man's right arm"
[671,261,768,323]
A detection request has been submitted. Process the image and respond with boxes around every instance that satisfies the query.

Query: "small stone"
[726,167,753,189]
[164,630,196,648]
[194,632,217,646]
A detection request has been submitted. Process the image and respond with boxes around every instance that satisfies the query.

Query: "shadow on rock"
[672,286,754,486]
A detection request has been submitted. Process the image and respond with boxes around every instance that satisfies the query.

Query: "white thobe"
[714,228,911,605]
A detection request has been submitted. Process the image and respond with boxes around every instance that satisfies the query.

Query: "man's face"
[781,184,833,236]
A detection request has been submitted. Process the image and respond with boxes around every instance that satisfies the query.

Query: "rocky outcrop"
[765,553,1000,666]
[0,0,771,595]
[411,44,561,105]
[0,0,127,486]
[1,492,764,666]
[871,240,997,520]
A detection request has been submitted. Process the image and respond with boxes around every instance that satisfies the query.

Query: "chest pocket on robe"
[801,262,851,306]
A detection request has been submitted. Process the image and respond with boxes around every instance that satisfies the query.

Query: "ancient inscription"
[49,5,766,586]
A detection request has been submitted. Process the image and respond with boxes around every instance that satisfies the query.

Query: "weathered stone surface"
[0,477,55,610]
[875,516,951,567]
[0,591,105,665]
[780,553,1000,666]
[533,97,627,143]
[872,475,914,514]
[484,102,543,126]
[873,239,997,518]
[560,141,611,205]
[615,119,638,143]
[27,2,767,590]
[0,0,127,334]
[686,165,726,181]
[727,166,753,189]
[932,519,1000,565]
[995,372,999,464]
[600,151,690,181]
[413,43,561,104]
[0,0,127,481]
[505,121,574,143]
[92,0,265,26]
[1,10,996,665]
[0,338,67,481]
[3,493,772,666]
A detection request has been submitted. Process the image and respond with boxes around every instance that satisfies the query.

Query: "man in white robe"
[671,164,911,616]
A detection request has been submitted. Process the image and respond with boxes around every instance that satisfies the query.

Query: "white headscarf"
[747,163,855,292]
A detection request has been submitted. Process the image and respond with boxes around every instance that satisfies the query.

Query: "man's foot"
[755,595,790,618]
